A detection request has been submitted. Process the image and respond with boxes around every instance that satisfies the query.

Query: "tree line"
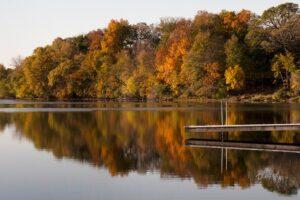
[0,3,299,100]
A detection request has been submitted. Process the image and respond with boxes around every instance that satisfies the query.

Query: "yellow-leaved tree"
[225,65,245,91]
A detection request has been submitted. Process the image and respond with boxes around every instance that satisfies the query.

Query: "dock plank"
[186,139,300,153]
[185,123,300,132]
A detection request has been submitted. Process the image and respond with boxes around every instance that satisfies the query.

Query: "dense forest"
[0,3,299,100]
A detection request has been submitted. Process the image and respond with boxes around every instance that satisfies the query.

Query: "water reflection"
[0,103,300,196]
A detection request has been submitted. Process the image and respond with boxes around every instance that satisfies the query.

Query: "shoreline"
[0,93,299,104]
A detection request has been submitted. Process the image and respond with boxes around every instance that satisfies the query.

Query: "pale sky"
[0,0,298,66]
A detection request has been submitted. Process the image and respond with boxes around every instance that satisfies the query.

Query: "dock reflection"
[186,130,300,153]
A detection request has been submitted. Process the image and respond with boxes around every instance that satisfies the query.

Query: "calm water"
[0,100,300,200]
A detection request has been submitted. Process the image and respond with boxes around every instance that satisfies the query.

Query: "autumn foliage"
[0,3,299,99]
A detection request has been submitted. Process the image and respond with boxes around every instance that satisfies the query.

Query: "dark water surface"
[0,100,300,200]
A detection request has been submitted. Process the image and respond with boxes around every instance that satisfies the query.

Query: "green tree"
[247,3,299,54]
[225,35,247,67]
[180,30,226,97]
[123,44,156,98]
[0,64,10,98]
[271,51,297,89]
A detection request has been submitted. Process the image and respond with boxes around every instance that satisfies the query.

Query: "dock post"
[220,101,224,125]
[221,147,223,174]
[221,101,224,142]
[225,102,228,171]
[225,101,228,125]
[225,148,228,171]
[221,101,224,174]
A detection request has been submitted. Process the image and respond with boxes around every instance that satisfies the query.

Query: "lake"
[0,100,300,200]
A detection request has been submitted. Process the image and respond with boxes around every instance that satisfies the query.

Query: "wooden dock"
[184,102,300,154]
[185,123,300,132]
[186,139,300,153]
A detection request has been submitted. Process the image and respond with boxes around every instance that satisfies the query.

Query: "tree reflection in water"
[0,103,300,196]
